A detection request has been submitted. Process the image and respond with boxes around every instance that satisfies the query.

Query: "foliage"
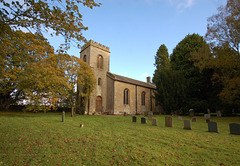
[0,113,240,165]
[0,28,96,112]
[154,44,170,70]
[191,0,240,107]
[0,0,101,50]
[170,34,216,113]
[0,27,55,111]
[153,68,187,114]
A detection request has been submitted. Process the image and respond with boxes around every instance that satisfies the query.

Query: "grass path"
[0,113,239,165]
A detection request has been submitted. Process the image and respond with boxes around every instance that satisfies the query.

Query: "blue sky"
[48,0,227,82]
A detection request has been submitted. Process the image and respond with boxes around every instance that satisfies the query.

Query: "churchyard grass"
[0,113,239,165]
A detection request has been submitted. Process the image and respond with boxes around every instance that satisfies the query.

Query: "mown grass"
[0,112,239,165]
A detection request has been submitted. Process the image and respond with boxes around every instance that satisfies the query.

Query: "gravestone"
[192,117,197,122]
[132,116,137,122]
[229,123,240,135]
[189,109,194,117]
[62,111,65,122]
[216,111,222,117]
[148,111,153,120]
[204,114,211,119]
[152,119,157,126]
[165,116,173,127]
[141,117,147,124]
[178,116,182,121]
[208,121,218,133]
[183,120,191,130]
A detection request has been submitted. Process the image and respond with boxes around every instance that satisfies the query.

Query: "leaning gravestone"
[62,111,65,122]
[141,117,147,124]
[192,117,197,122]
[208,121,218,133]
[178,116,182,121]
[216,111,222,117]
[189,109,194,117]
[152,119,157,126]
[132,116,137,122]
[184,120,191,130]
[165,116,173,127]
[229,123,240,135]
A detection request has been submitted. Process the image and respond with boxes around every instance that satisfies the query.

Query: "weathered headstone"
[189,109,194,117]
[229,123,240,135]
[148,111,153,120]
[208,121,218,133]
[184,120,191,130]
[165,116,173,127]
[204,114,211,119]
[178,116,182,121]
[132,116,137,122]
[152,119,157,126]
[216,111,222,117]
[141,117,147,124]
[192,117,197,122]
[62,111,65,122]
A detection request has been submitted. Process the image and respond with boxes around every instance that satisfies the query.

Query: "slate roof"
[107,72,156,89]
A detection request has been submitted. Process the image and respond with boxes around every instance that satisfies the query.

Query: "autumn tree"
[191,0,240,107]
[0,27,56,111]
[0,0,101,50]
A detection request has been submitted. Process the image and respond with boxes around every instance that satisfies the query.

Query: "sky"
[47,0,227,82]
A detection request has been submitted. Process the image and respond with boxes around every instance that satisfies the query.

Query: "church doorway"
[96,96,102,113]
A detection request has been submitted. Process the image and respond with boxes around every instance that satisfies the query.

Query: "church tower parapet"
[81,40,110,53]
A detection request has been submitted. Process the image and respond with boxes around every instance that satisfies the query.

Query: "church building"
[80,40,158,115]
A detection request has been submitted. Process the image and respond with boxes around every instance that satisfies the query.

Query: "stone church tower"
[80,40,110,114]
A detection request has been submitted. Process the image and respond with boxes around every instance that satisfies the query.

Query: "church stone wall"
[136,86,151,115]
[114,81,136,115]
[106,76,114,114]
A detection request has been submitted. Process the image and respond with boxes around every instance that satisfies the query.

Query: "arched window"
[97,55,103,69]
[123,89,129,105]
[83,55,87,62]
[141,91,145,105]
[98,78,101,86]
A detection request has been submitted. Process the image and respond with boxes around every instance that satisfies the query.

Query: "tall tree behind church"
[153,45,186,114]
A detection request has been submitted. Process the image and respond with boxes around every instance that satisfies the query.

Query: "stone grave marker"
[204,114,211,119]
[208,121,218,133]
[229,123,240,135]
[132,116,137,122]
[192,117,197,122]
[216,111,222,117]
[178,116,182,121]
[141,117,147,124]
[152,119,157,126]
[184,120,192,130]
[62,111,65,122]
[165,116,173,127]
[189,109,194,117]
[148,111,153,120]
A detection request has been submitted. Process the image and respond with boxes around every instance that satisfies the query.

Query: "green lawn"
[0,113,239,165]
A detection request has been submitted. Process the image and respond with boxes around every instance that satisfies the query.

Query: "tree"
[154,44,170,69]
[0,27,56,111]
[170,34,215,113]
[0,0,101,50]
[153,44,186,114]
[191,0,240,107]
